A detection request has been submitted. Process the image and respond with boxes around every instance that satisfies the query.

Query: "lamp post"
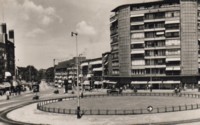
[71,32,81,119]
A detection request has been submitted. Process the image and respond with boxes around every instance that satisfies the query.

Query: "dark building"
[0,23,15,81]
[107,0,200,89]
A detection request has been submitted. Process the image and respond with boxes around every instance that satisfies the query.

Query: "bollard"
[179,106,181,111]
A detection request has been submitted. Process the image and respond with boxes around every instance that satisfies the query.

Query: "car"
[32,95,39,100]
[107,88,122,94]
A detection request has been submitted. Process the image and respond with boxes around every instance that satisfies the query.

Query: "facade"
[54,57,86,84]
[108,0,200,89]
[0,23,15,82]
[80,57,103,81]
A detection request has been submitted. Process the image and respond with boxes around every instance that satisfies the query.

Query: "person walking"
[6,90,10,100]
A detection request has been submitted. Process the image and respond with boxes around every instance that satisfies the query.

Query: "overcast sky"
[0,0,160,69]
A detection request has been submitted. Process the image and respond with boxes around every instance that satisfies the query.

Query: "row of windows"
[145,22,165,29]
[131,44,144,49]
[166,39,180,46]
[131,22,179,31]
[146,50,166,56]
[131,2,179,11]
[145,40,165,47]
[112,70,119,75]
[111,36,118,43]
[145,32,165,38]
[111,44,118,51]
[146,68,165,74]
[131,40,179,48]
[131,31,179,39]
[132,69,166,75]
[146,59,165,65]
[112,61,119,67]
[132,69,145,75]
[112,53,118,59]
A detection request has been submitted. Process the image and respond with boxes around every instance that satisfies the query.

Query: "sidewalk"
[7,103,200,125]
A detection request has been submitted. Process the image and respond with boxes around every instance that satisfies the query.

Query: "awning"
[131,13,144,17]
[166,58,180,62]
[83,80,90,85]
[3,82,11,88]
[131,81,147,84]
[156,31,164,35]
[5,72,12,77]
[94,81,103,85]
[148,81,162,84]
[93,67,103,71]
[165,20,180,24]
[89,60,102,65]
[163,81,180,84]
[86,74,92,78]
[105,81,117,84]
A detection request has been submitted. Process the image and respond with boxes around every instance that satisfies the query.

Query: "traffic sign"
[147,106,153,112]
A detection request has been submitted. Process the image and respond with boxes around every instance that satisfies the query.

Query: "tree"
[45,67,54,82]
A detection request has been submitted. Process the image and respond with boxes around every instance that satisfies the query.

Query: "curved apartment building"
[108,0,200,89]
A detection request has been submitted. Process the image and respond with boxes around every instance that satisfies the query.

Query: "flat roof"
[112,0,179,12]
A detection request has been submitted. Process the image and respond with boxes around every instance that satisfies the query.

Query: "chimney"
[9,30,14,43]
[2,23,7,34]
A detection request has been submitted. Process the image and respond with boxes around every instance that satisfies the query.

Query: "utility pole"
[71,32,81,119]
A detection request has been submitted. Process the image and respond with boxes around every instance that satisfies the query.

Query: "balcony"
[166,66,180,71]
[132,65,145,69]
[145,56,166,59]
[145,65,166,68]
[145,37,165,41]
[144,46,166,50]
[166,57,180,62]
[144,18,165,23]
[144,28,165,32]
[131,49,145,54]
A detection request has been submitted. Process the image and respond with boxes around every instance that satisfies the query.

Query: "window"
[131,25,144,30]
[165,11,180,18]
[131,33,144,38]
[132,69,145,75]
[130,17,143,22]
[131,44,144,49]
[165,32,179,38]
[165,24,179,30]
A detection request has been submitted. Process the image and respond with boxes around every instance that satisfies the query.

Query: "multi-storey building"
[80,57,103,81]
[108,0,200,89]
[54,57,86,84]
[0,23,15,82]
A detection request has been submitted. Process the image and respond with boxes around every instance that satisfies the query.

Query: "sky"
[0,0,160,69]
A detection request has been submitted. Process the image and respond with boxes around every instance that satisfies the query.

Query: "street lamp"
[71,32,81,119]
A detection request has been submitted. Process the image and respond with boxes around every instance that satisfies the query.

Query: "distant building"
[54,57,86,84]
[107,0,200,89]
[0,23,15,81]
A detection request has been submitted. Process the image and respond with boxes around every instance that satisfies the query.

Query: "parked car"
[107,88,122,94]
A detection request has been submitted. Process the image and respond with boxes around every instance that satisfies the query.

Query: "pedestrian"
[6,90,10,100]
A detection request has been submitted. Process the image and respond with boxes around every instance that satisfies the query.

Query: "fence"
[37,92,200,115]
